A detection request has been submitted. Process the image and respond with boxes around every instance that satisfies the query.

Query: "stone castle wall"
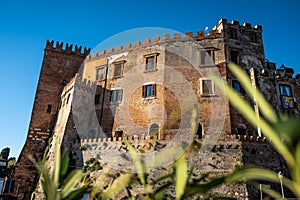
[12,18,300,199]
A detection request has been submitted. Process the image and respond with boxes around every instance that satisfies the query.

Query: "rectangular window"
[146,56,155,71]
[144,53,158,72]
[110,89,123,102]
[142,84,156,98]
[201,50,214,65]
[232,80,244,94]
[279,84,292,97]
[47,104,52,113]
[249,32,258,43]
[96,66,105,81]
[113,63,123,78]
[200,79,215,96]
[230,50,240,65]
[229,28,238,39]
[95,94,100,105]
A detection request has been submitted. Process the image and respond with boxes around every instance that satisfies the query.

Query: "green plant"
[212,63,300,198]
[30,140,91,200]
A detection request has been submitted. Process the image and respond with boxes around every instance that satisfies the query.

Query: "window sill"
[144,68,158,73]
[143,96,156,100]
[200,64,215,67]
[109,101,122,107]
[200,94,218,97]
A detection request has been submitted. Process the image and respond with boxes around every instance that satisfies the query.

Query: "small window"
[110,89,123,102]
[201,50,214,65]
[115,131,123,138]
[232,80,244,94]
[96,66,105,81]
[279,84,293,97]
[230,50,240,65]
[142,84,156,98]
[249,32,258,43]
[144,53,158,72]
[47,104,52,113]
[113,63,123,78]
[149,123,159,136]
[146,56,155,71]
[65,61,71,67]
[200,79,215,96]
[229,28,238,39]
[62,79,67,85]
[196,123,203,139]
[95,94,100,105]
[66,94,71,104]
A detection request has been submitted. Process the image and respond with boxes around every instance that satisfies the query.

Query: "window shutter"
[118,89,123,101]
[95,94,100,104]
[109,91,113,102]
[152,84,156,97]
[142,85,146,98]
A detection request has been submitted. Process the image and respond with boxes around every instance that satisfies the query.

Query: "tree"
[6,157,16,178]
[0,147,10,160]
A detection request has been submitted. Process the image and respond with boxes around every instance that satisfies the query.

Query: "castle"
[10,19,300,199]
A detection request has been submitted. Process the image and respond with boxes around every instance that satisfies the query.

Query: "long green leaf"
[175,154,187,200]
[294,143,300,197]
[185,176,226,197]
[30,156,57,200]
[61,169,83,199]
[152,181,172,200]
[228,63,278,123]
[248,181,283,199]
[65,185,90,200]
[102,173,133,199]
[54,139,61,188]
[125,140,146,185]
[212,76,294,167]
[60,150,70,178]
[226,167,297,194]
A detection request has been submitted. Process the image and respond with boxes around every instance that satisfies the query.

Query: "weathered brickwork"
[12,19,300,199]
[12,42,90,200]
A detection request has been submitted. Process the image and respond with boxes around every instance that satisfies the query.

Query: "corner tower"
[12,40,90,200]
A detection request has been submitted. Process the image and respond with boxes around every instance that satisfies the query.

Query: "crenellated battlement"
[81,134,164,144]
[86,18,264,60]
[45,39,91,56]
[217,18,263,31]
[80,134,268,148]
[87,30,224,60]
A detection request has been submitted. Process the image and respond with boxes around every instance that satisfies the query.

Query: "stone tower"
[12,40,90,200]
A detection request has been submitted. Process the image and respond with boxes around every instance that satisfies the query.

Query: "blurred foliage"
[30,140,91,200]
[213,62,300,198]
[0,147,16,178]
[0,147,10,160]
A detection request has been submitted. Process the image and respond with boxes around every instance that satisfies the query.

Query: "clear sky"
[0,0,299,158]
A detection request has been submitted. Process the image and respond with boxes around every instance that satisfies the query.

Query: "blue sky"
[0,0,299,158]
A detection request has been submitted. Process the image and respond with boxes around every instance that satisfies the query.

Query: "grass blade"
[125,140,146,185]
[53,140,61,187]
[212,76,294,167]
[60,150,70,178]
[61,169,83,198]
[226,167,296,194]
[102,173,133,199]
[175,154,187,200]
[228,63,278,123]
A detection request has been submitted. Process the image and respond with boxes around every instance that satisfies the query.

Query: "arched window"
[149,123,159,136]
[115,131,123,138]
